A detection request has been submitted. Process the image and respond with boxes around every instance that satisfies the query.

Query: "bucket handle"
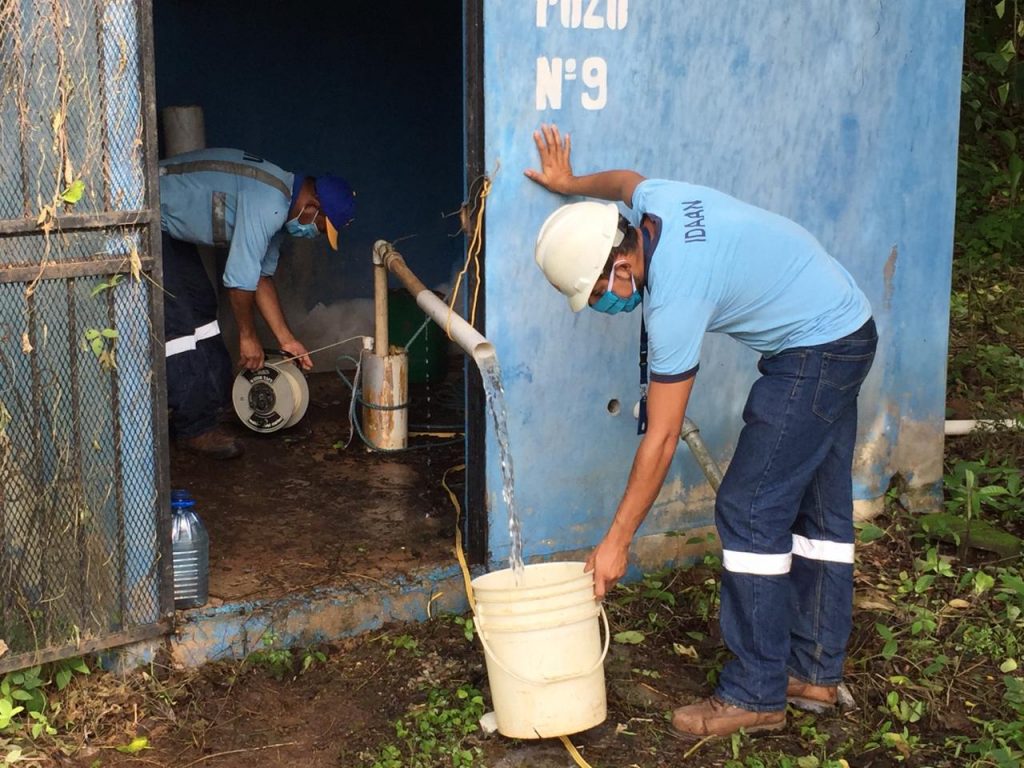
[476,604,610,686]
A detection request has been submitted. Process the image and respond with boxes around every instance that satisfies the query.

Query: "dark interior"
[153,0,470,603]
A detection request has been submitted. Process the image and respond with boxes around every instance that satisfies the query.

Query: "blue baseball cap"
[314,175,356,250]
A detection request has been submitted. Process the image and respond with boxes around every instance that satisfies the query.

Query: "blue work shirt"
[159,148,295,291]
[631,179,872,382]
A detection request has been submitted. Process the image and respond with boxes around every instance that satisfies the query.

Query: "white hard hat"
[535,201,622,312]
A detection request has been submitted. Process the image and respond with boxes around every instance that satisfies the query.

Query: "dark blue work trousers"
[161,232,233,439]
[713,318,878,712]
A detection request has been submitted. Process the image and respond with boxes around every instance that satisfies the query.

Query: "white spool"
[232,357,309,433]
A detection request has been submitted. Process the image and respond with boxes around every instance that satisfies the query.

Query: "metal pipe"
[633,401,724,491]
[374,240,496,368]
[372,243,390,354]
[678,416,1024,493]
[679,418,724,492]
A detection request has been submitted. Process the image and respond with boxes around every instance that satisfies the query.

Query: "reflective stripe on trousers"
[721,535,855,575]
[166,320,222,358]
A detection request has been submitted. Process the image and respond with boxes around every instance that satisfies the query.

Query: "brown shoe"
[672,696,785,738]
[786,677,838,713]
[180,427,243,460]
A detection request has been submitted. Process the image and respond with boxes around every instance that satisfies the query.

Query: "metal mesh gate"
[0,0,171,672]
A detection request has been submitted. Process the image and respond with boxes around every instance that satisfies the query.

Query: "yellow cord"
[682,735,714,759]
[447,175,492,338]
[558,735,596,768]
[443,462,598,768]
[443,463,476,612]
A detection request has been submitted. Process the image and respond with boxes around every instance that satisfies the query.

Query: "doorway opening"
[152,0,484,607]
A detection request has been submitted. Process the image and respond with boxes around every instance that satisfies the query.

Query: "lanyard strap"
[636,221,652,436]
[637,316,649,436]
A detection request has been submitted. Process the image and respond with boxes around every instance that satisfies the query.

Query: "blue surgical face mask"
[285,207,321,239]
[591,261,642,315]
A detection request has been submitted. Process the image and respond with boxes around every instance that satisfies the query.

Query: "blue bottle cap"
[171,490,195,509]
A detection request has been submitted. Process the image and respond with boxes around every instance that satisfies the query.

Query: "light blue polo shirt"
[159,148,295,291]
[631,179,871,382]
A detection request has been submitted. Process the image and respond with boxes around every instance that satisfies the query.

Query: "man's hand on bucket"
[585,534,630,599]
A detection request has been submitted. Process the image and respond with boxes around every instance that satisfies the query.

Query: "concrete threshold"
[107,563,474,671]
[169,562,475,668]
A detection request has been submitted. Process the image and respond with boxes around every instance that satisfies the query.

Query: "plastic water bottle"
[171,489,209,609]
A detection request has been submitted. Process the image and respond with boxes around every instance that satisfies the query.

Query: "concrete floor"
[165,362,472,665]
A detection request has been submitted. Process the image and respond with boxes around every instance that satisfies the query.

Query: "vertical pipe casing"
[160,105,206,158]
[362,350,408,450]
[365,243,403,449]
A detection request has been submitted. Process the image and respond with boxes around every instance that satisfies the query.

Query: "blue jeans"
[713,318,877,711]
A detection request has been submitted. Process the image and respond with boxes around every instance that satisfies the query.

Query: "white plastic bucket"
[472,561,609,739]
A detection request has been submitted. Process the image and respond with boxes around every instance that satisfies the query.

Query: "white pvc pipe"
[374,240,496,368]
[413,289,496,368]
[945,419,1021,436]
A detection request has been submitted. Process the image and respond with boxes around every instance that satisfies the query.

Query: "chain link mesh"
[0,269,163,658]
[0,0,145,232]
[0,0,165,666]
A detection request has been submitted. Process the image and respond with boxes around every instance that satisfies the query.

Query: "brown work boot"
[179,427,243,460]
[786,677,838,713]
[672,696,785,738]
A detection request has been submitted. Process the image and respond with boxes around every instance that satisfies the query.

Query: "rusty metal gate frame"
[0,0,172,673]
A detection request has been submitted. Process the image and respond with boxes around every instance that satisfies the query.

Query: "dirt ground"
[171,364,467,603]
[35,492,1022,768]
[45,563,733,768]
[49,548,966,768]
[30,364,1024,768]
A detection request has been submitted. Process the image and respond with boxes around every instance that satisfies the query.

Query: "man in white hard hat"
[526,124,876,739]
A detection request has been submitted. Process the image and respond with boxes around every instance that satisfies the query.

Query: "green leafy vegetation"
[245,630,328,681]
[948,0,1024,420]
[0,659,90,763]
[366,685,486,768]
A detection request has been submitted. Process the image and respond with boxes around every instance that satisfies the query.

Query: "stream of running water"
[477,355,524,583]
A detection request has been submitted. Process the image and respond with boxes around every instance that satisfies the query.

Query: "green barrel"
[387,289,448,384]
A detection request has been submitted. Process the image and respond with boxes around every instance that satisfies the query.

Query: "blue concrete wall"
[152,0,464,301]
[482,1,965,565]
